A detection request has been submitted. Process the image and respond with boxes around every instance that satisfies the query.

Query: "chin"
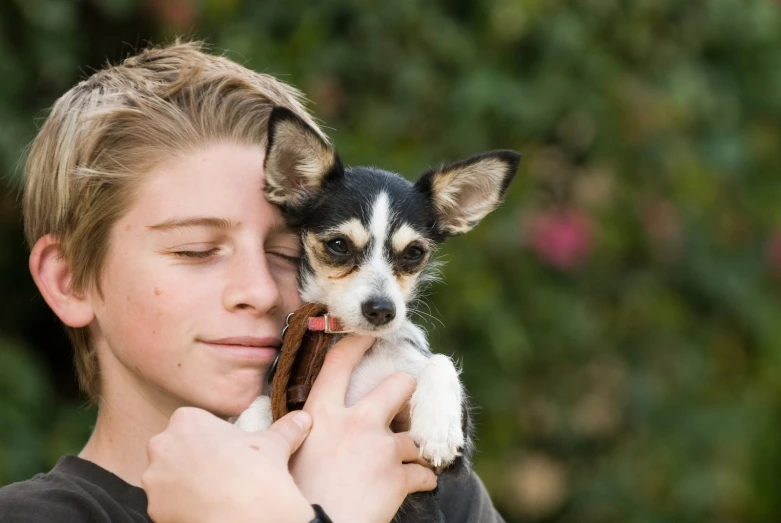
[196,387,265,418]
[204,400,253,419]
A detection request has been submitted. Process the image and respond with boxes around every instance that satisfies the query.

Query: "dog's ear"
[264,107,342,210]
[415,150,521,236]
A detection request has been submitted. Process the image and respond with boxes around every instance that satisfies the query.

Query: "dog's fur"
[236,107,520,521]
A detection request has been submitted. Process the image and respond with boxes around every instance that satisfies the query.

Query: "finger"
[168,406,219,433]
[357,372,416,424]
[145,433,170,463]
[265,410,313,456]
[404,463,438,494]
[391,402,411,432]
[394,432,426,465]
[308,335,375,405]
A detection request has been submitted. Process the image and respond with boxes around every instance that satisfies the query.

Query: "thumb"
[267,410,313,456]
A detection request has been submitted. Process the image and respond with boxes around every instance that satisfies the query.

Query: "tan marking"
[396,272,419,299]
[391,224,423,253]
[332,218,370,250]
[327,266,359,279]
[390,225,436,274]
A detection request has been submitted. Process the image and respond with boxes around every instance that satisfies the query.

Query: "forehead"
[123,143,290,234]
[133,144,264,210]
[304,167,436,236]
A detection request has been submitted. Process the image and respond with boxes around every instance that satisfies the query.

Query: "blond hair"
[23,41,322,402]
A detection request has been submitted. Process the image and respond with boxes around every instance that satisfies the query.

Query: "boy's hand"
[142,407,315,523]
[291,335,438,523]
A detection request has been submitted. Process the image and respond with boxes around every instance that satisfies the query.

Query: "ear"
[29,234,94,328]
[414,150,521,236]
[264,107,343,210]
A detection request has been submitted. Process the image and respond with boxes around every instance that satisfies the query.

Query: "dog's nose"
[361,298,396,326]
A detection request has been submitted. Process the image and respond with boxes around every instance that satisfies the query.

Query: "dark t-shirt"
[0,456,505,522]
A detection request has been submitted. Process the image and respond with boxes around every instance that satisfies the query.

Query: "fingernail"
[292,410,312,432]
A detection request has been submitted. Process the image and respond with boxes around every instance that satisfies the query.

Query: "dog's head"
[264,107,520,336]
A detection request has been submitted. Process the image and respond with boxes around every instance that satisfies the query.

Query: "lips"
[203,336,282,348]
[199,336,282,362]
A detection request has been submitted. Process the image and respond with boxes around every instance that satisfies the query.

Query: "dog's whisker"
[409,307,446,329]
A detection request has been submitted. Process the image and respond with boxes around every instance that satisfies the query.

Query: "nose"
[223,251,282,316]
[361,298,396,326]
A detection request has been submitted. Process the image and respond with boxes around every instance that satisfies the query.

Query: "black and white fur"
[236,107,520,521]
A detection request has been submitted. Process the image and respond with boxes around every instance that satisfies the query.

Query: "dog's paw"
[409,354,465,469]
[235,396,273,433]
[411,424,464,469]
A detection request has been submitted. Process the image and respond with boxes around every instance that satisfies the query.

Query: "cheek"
[280,272,302,308]
[269,263,302,307]
[95,265,199,366]
[101,287,170,351]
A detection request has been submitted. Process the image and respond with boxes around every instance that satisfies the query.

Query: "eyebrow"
[147,216,242,232]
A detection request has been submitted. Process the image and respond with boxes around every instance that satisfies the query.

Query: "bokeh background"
[2,0,781,521]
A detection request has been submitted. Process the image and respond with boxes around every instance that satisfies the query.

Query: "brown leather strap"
[270,303,337,421]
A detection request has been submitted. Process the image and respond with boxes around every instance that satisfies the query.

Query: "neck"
[79,352,182,487]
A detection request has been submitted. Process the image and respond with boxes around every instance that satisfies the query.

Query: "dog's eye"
[326,237,350,256]
[402,245,425,262]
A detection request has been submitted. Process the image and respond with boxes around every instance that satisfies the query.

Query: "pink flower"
[526,209,593,270]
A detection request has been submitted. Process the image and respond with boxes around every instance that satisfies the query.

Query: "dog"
[236,107,520,521]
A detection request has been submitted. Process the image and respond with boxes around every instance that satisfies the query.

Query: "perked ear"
[264,107,343,210]
[415,150,521,236]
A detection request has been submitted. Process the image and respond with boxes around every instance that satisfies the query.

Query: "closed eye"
[268,252,302,264]
[173,248,219,259]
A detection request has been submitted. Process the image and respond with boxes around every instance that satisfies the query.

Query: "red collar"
[307,314,351,334]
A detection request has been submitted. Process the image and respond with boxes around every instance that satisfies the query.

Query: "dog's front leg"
[235,395,273,433]
[409,354,465,468]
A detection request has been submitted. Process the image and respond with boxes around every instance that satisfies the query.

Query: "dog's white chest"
[345,336,427,407]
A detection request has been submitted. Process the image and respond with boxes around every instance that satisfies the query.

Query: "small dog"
[237,107,520,521]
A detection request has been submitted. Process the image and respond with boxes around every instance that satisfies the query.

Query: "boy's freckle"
[250,445,260,451]
[125,225,132,231]
[154,287,162,296]
[177,363,181,368]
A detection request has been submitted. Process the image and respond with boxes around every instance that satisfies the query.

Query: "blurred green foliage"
[2,0,781,521]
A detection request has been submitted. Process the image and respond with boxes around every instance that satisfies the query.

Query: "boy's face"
[88,142,301,417]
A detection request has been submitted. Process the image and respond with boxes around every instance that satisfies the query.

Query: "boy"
[0,41,504,522]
